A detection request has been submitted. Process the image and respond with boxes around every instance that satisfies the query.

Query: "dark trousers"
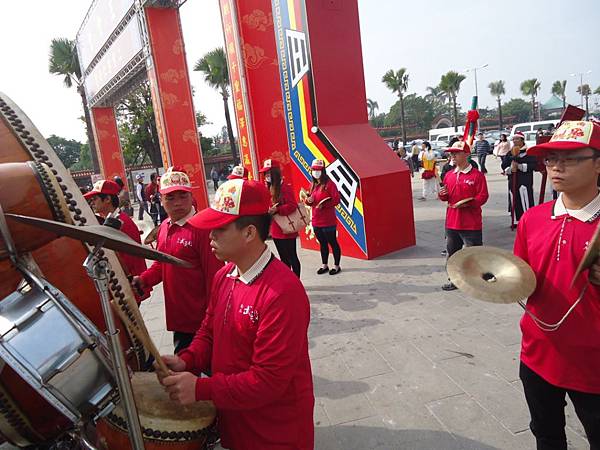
[477,153,488,173]
[137,201,148,220]
[446,228,483,258]
[520,362,600,450]
[273,238,301,277]
[314,226,341,266]
[212,179,219,191]
[173,331,195,354]
[149,202,159,226]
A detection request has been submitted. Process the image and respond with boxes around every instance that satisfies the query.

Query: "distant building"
[541,95,564,119]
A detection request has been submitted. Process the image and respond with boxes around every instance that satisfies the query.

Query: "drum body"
[0,281,117,425]
[0,92,148,446]
[96,372,216,450]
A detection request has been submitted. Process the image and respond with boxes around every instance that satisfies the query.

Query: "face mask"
[264,175,271,183]
[312,170,322,179]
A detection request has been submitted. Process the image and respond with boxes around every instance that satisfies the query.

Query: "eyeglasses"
[543,155,597,167]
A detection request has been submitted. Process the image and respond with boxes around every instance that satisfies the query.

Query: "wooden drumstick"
[109,300,169,376]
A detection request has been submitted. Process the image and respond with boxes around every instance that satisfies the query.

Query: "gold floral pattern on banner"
[160,69,185,84]
[271,100,284,118]
[182,129,196,142]
[172,39,184,55]
[242,43,272,70]
[161,93,179,109]
[242,9,273,31]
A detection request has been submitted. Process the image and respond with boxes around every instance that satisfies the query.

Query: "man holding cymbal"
[514,120,600,449]
[438,140,489,291]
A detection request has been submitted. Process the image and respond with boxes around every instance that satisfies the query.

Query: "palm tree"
[382,68,409,144]
[48,38,99,172]
[366,98,379,120]
[439,71,466,131]
[194,47,238,163]
[520,78,541,121]
[488,81,506,130]
[551,80,567,112]
[577,84,592,120]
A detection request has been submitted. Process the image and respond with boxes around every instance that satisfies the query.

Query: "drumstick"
[109,300,169,376]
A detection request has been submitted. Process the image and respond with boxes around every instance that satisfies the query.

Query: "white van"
[428,126,464,143]
[510,120,558,136]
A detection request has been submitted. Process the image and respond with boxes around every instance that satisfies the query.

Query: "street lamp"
[465,64,489,98]
[570,70,592,108]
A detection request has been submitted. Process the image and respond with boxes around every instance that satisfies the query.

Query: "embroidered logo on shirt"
[465,180,475,186]
[177,237,192,247]
[239,304,260,324]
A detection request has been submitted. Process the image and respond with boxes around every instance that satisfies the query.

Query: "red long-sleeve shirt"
[179,250,314,450]
[139,213,223,333]
[438,165,489,230]
[308,180,340,228]
[117,211,149,302]
[271,182,299,239]
[514,198,600,393]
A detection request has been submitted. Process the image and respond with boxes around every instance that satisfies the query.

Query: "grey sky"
[1,0,599,145]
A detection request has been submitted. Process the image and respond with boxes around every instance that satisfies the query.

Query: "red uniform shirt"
[309,180,340,228]
[438,165,489,230]
[270,182,299,239]
[117,211,149,302]
[514,198,600,393]
[179,249,314,450]
[139,212,223,333]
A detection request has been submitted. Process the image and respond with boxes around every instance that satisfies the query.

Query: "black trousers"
[137,201,148,220]
[520,362,600,450]
[273,238,301,277]
[446,228,483,258]
[314,226,341,266]
[173,331,195,354]
[212,180,219,191]
[477,153,488,173]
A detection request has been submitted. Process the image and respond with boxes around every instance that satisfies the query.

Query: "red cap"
[189,179,270,229]
[311,159,325,170]
[445,141,470,153]
[84,180,121,199]
[512,131,525,140]
[528,121,600,156]
[259,159,280,173]
[227,165,249,180]
[159,167,192,195]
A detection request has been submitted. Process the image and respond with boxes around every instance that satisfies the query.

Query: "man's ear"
[244,224,257,243]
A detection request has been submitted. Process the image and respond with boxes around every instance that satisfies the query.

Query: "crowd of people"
[81,122,600,449]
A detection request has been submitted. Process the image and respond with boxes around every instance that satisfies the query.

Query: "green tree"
[382,68,409,144]
[439,71,466,131]
[71,143,92,171]
[551,80,567,112]
[48,37,99,172]
[595,86,600,95]
[488,80,506,130]
[520,78,541,121]
[47,135,83,169]
[577,84,592,119]
[424,85,450,117]
[194,47,238,163]
[366,98,379,120]
[370,112,386,128]
[502,98,531,123]
[385,95,434,133]
[116,82,162,167]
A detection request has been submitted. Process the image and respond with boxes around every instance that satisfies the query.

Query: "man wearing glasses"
[514,120,600,449]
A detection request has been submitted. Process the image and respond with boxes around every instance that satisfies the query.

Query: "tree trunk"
[222,94,238,164]
[452,96,458,132]
[78,86,100,173]
[585,96,589,120]
[399,94,407,145]
[531,96,536,121]
[497,97,503,130]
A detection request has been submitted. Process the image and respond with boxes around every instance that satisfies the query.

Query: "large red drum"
[0,92,148,446]
[96,372,217,450]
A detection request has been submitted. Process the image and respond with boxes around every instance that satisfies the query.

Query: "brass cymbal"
[6,214,192,268]
[571,220,600,287]
[447,246,536,304]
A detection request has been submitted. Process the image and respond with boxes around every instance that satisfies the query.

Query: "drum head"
[110,372,215,433]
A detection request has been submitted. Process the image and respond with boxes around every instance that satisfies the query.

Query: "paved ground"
[120,158,588,449]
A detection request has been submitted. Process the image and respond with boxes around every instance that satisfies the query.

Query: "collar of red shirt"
[169,207,196,227]
[227,246,273,285]
[453,164,473,174]
[553,191,600,223]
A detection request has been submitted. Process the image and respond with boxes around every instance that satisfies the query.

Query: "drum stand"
[83,243,145,450]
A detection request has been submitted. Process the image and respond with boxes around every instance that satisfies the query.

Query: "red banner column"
[91,107,126,182]
[144,7,208,209]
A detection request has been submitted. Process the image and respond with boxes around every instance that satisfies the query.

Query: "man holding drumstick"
[438,141,489,291]
[514,120,600,449]
[156,179,314,450]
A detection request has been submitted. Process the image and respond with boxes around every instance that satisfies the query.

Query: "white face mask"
[264,174,271,183]
[312,170,322,179]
